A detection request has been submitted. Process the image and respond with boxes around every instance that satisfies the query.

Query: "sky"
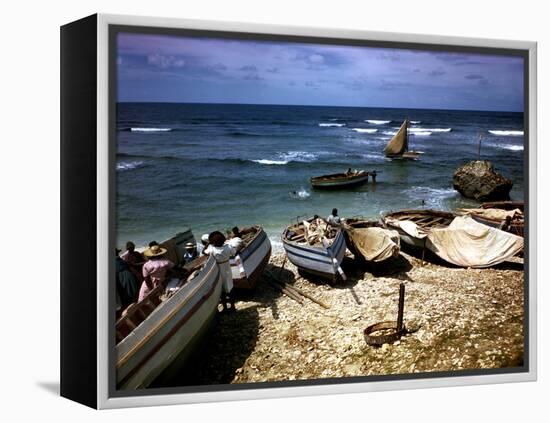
[117,32,524,112]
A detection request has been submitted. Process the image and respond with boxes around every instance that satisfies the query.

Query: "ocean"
[115,103,524,251]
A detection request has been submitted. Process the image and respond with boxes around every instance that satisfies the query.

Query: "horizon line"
[116,100,523,114]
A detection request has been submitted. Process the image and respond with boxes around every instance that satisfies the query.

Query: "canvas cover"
[459,208,523,221]
[346,227,401,262]
[427,215,523,268]
[385,218,427,240]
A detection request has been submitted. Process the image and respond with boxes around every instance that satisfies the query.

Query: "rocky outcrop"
[453,160,512,201]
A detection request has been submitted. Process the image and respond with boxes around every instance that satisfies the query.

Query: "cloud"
[308,54,325,64]
[464,73,489,86]
[379,79,412,91]
[238,65,258,72]
[266,67,279,73]
[428,69,446,77]
[147,54,186,69]
[379,52,401,61]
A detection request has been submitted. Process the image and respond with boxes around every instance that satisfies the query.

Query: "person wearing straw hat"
[138,244,175,302]
[183,242,198,263]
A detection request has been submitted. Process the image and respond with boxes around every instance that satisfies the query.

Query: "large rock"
[453,160,512,201]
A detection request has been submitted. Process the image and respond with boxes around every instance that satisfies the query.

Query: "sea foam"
[117,161,144,171]
[351,128,378,133]
[408,127,451,133]
[365,120,391,125]
[252,159,288,165]
[319,123,345,127]
[488,130,524,136]
[131,127,172,132]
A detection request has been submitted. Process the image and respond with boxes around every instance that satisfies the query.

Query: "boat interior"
[384,210,456,231]
[115,226,261,343]
[285,217,339,246]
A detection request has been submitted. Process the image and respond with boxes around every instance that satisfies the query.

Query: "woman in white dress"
[203,231,236,311]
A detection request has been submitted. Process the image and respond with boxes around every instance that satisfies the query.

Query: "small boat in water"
[383,209,456,248]
[383,119,423,160]
[310,170,370,189]
[230,226,272,289]
[343,218,401,263]
[282,216,347,281]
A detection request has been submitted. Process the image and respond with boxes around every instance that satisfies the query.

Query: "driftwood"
[264,269,329,309]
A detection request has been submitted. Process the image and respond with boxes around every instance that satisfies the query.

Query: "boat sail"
[384,119,422,160]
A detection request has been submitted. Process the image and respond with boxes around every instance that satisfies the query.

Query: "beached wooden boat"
[481,201,524,212]
[230,226,272,289]
[310,170,370,189]
[459,202,524,237]
[282,216,347,281]
[383,209,456,248]
[343,218,400,263]
[383,119,423,160]
[116,250,222,390]
[115,225,271,389]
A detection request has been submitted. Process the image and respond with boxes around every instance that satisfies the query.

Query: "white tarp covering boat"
[345,226,400,262]
[426,215,524,268]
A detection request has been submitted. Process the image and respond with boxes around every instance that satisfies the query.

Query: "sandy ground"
[191,249,524,385]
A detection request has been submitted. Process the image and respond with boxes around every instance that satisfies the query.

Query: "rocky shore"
[190,250,524,385]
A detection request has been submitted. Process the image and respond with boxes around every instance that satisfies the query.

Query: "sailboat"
[383,119,423,160]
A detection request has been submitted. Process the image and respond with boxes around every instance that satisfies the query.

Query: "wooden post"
[397,283,405,333]
[421,238,426,266]
[278,253,288,279]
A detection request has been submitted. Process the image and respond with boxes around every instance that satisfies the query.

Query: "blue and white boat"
[282,217,347,282]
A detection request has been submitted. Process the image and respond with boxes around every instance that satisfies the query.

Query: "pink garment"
[138,258,174,301]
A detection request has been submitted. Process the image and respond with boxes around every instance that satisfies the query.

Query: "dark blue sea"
[116,103,524,250]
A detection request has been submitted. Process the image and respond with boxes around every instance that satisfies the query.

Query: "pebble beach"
[190,250,524,385]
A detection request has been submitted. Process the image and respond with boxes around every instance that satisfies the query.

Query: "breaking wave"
[130,127,172,132]
[488,130,524,136]
[117,160,144,172]
[408,127,451,133]
[351,128,378,133]
[490,143,524,152]
[252,159,288,165]
[365,120,391,125]
[319,123,345,127]
[405,186,458,208]
[252,151,320,165]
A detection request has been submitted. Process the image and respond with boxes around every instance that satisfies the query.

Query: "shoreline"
[182,250,524,385]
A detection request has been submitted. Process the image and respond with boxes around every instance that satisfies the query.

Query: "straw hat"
[143,244,168,258]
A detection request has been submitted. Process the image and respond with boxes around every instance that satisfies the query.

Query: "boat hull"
[231,228,272,289]
[470,214,524,237]
[310,173,370,189]
[116,256,222,390]
[282,229,347,281]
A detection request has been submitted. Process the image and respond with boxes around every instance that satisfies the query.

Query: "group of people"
[115,227,245,317]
